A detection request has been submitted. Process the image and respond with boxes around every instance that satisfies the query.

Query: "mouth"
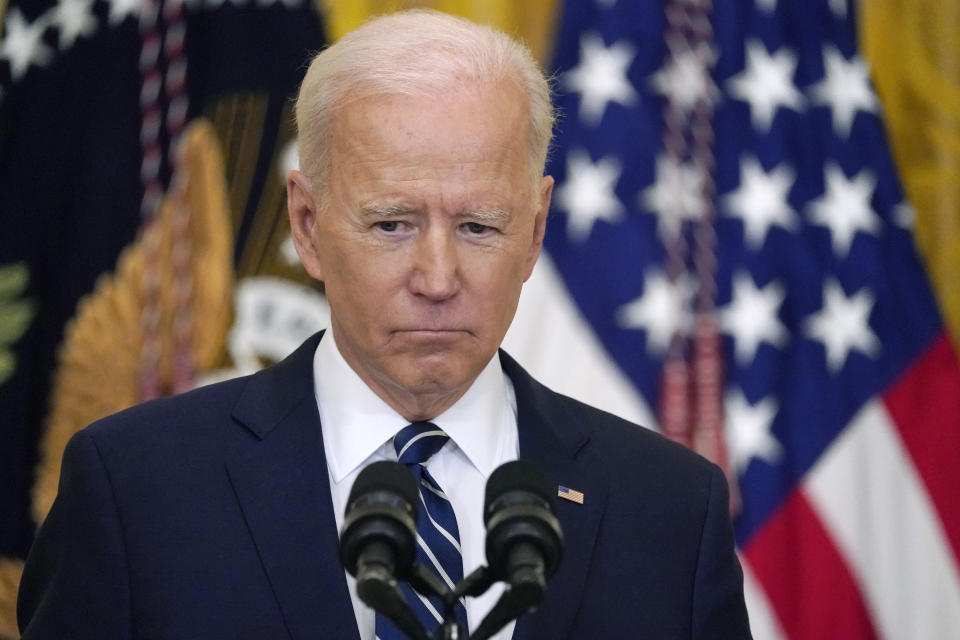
[393,328,472,342]
[395,328,468,336]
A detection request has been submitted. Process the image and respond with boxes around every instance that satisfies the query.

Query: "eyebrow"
[359,204,417,219]
[464,208,510,224]
[359,205,510,223]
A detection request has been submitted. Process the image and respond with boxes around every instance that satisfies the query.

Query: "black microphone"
[340,461,430,640]
[470,460,563,640]
[484,460,563,586]
[340,460,419,581]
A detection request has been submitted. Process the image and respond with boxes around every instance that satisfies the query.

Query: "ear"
[287,170,325,281]
[523,174,554,281]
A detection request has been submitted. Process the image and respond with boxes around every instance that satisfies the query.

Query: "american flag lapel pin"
[557,485,584,504]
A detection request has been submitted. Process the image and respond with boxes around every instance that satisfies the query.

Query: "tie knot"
[394,422,449,465]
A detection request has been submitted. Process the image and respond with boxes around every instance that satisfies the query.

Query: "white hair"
[294,9,555,200]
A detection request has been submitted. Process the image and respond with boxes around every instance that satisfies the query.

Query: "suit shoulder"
[550,389,715,475]
[500,348,716,482]
[81,374,254,448]
[83,333,322,445]
[502,349,713,471]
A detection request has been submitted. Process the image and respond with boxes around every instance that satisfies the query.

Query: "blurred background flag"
[2,0,959,638]
[0,0,325,634]
[512,0,960,638]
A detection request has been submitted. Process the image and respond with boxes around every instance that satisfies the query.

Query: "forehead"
[327,80,533,200]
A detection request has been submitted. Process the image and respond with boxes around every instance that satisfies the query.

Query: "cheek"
[469,257,526,311]
[319,231,381,284]
[327,253,409,317]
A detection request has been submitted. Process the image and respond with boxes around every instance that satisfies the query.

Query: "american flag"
[504,0,960,637]
[558,485,585,504]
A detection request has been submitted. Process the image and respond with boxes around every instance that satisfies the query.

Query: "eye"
[465,222,491,235]
[376,220,401,232]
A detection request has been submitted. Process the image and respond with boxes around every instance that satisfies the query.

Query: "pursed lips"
[391,328,473,341]
[394,328,469,334]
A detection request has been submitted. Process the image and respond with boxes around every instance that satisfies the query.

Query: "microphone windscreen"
[484,460,553,516]
[349,460,418,508]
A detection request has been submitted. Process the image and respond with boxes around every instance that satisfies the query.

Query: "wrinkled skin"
[288,80,553,421]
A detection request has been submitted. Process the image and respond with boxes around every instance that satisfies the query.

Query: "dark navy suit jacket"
[18,332,751,639]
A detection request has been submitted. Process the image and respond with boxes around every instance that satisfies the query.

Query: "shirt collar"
[314,329,511,483]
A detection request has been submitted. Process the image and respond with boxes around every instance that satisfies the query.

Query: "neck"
[371,382,469,423]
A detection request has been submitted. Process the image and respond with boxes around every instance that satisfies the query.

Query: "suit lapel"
[501,352,608,640]
[221,338,604,640]
[226,333,360,640]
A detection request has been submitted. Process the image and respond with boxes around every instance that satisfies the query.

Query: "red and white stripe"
[743,332,960,639]
[511,269,960,638]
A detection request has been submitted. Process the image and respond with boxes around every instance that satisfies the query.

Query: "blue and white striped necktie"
[375,422,469,639]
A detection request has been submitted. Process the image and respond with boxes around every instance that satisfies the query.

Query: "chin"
[403,353,478,394]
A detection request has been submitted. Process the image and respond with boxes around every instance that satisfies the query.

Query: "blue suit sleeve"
[18,429,132,639]
[692,464,753,639]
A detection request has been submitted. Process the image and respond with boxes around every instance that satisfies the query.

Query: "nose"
[409,227,461,301]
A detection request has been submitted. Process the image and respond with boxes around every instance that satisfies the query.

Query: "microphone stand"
[407,565,465,640]
[387,554,545,640]
[356,554,432,640]
[450,547,547,640]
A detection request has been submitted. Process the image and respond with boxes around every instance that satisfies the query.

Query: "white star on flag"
[809,46,879,138]
[52,0,98,49]
[533,0,960,636]
[893,202,915,229]
[0,9,53,81]
[640,153,705,243]
[649,43,719,112]
[804,279,881,373]
[727,40,804,132]
[554,149,624,242]
[720,271,788,366]
[829,0,848,19]
[561,33,638,126]
[725,389,782,473]
[108,0,142,25]
[807,164,880,258]
[723,156,797,250]
[616,271,693,356]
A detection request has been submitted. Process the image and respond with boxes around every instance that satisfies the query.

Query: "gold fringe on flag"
[860,0,960,349]
[319,0,560,65]
[0,558,22,639]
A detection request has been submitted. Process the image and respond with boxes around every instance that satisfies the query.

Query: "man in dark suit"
[18,9,751,640]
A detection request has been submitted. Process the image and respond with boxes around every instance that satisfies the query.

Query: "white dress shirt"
[314,329,520,640]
